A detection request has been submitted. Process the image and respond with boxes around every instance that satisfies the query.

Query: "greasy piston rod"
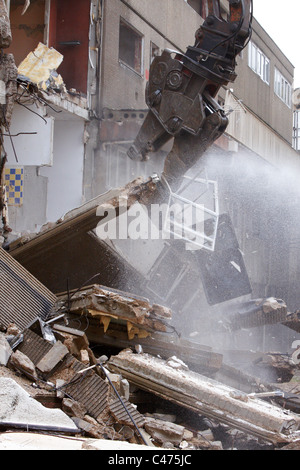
[128,0,253,191]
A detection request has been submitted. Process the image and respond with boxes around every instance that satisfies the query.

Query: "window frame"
[293,110,300,151]
[248,41,270,85]
[118,18,144,76]
[274,67,292,108]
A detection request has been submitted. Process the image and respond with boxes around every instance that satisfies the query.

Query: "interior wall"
[48,0,91,94]
[39,118,85,223]
[8,0,45,66]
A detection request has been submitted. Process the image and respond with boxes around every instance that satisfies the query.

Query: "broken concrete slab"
[57,284,172,339]
[18,42,65,92]
[0,0,12,48]
[36,340,69,377]
[108,349,300,445]
[144,417,185,446]
[62,398,87,420]
[0,377,79,433]
[52,324,89,358]
[0,333,12,366]
[9,349,38,381]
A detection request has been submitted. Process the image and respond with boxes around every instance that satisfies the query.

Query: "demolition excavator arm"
[128,0,253,191]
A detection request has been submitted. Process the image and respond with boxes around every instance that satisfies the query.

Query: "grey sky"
[253,0,300,88]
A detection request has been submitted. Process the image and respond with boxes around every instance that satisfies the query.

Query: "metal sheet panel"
[63,355,109,419]
[17,328,53,365]
[109,397,145,428]
[0,247,56,330]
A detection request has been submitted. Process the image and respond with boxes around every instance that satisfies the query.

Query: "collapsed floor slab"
[57,284,172,340]
[0,377,79,433]
[108,349,300,445]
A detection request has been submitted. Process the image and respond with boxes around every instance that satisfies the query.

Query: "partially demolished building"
[1,0,300,451]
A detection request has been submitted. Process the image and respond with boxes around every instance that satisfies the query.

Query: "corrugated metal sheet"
[109,397,145,428]
[16,330,109,418]
[0,247,56,330]
[17,328,53,365]
[63,355,109,419]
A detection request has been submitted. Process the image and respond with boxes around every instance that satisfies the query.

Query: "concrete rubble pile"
[1,242,300,451]
[1,179,300,450]
[1,0,300,453]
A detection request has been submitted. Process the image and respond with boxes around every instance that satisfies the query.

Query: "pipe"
[0,421,80,434]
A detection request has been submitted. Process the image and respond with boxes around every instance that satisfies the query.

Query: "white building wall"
[39,119,85,223]
[225,91,300,173]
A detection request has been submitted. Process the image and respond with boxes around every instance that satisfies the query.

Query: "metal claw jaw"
[127,49,210,163]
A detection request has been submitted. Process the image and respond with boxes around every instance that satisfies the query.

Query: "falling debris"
[18,43,65,92]
[21,0,30,16]
[56,284,172,340]
[0,282,300,450]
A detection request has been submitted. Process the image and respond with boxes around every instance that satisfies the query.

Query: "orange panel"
[49,0,90,94]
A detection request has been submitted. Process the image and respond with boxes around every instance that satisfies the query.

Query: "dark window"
[49,0,91,94]
[119,20,143,75]
[150,41,159,67]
